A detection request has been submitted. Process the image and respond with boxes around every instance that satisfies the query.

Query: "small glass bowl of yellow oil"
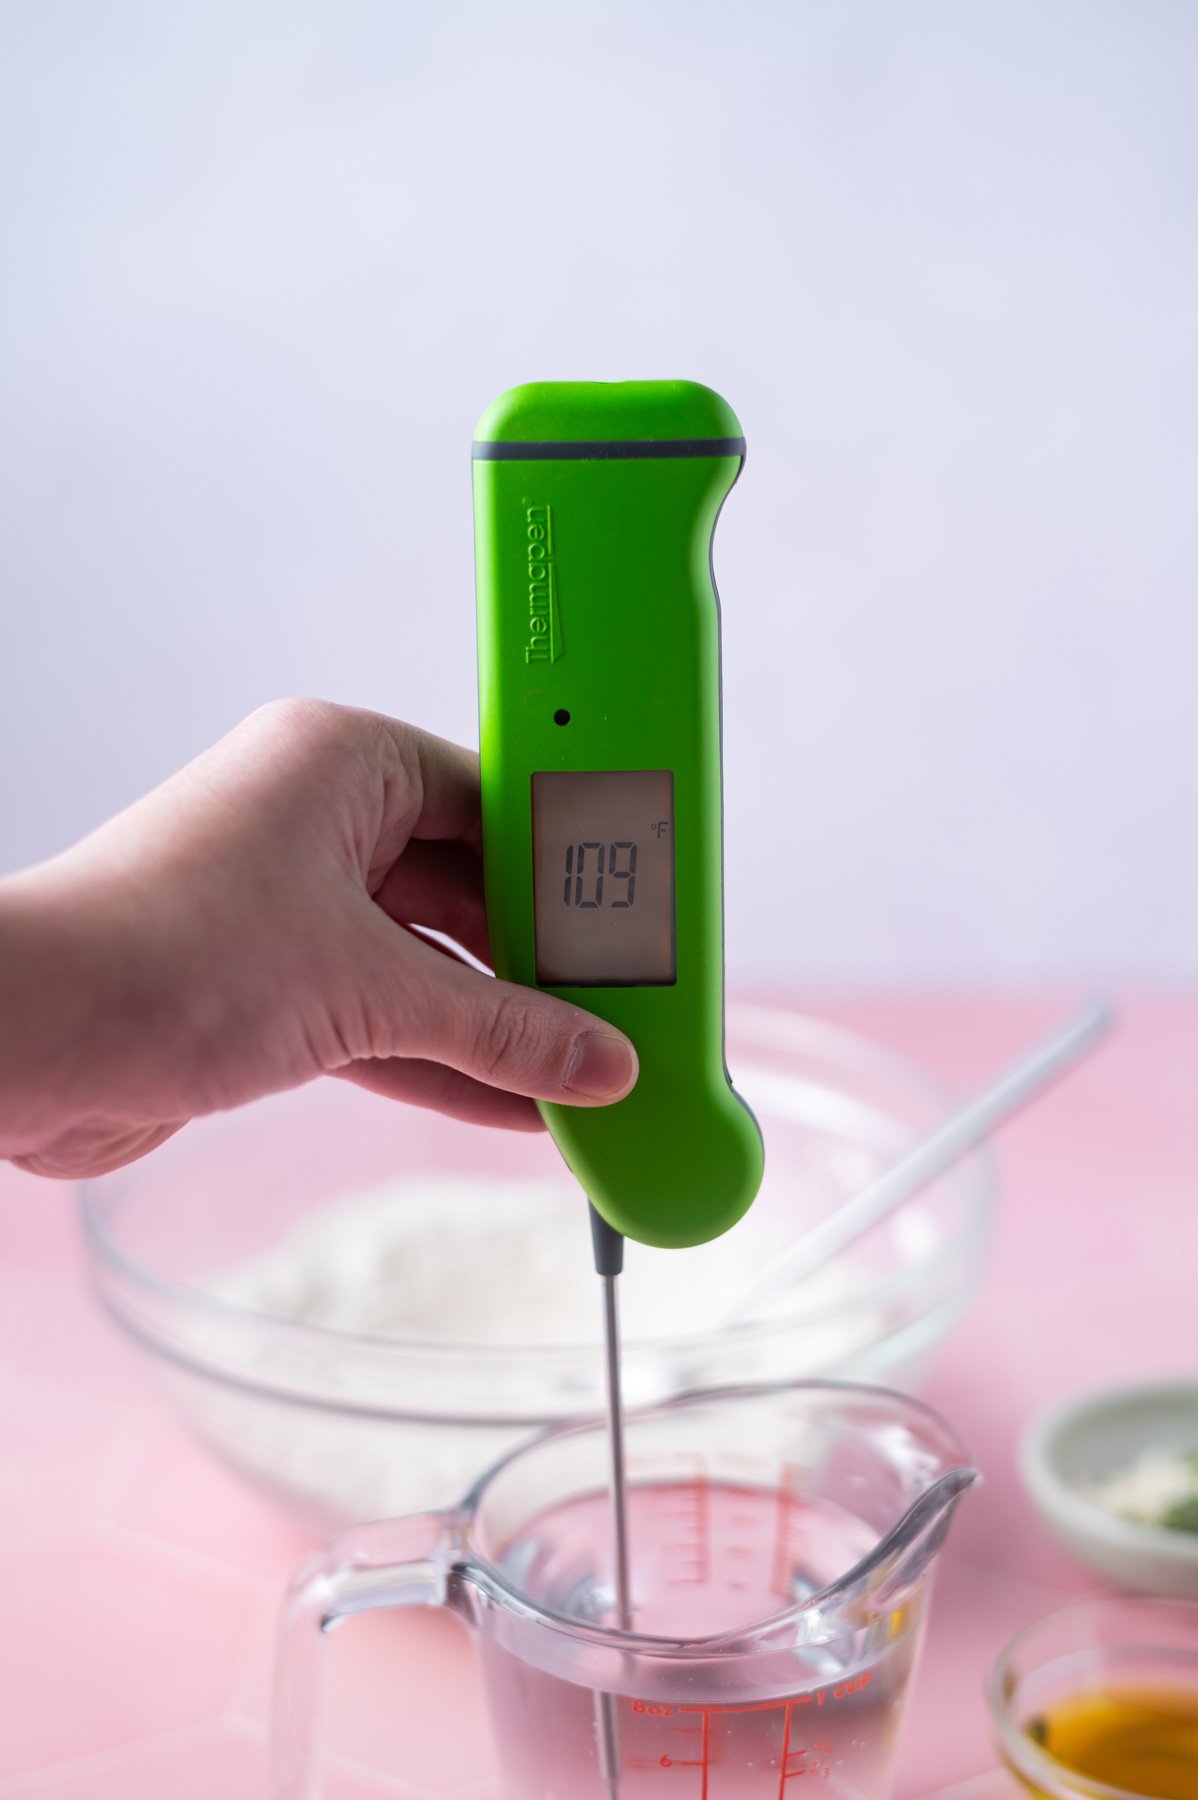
[990,1598,1198,1800]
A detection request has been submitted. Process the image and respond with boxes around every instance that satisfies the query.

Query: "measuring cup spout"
[861,1465,979,1607]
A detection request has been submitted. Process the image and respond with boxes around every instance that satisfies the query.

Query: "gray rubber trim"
[472,436,747,462]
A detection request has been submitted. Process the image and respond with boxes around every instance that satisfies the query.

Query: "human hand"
[0,700,638,1177]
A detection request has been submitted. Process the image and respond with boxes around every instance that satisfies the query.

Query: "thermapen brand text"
[523,503,562,664]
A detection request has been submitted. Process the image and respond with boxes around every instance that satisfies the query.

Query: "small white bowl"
[1021,1381,1198,1598]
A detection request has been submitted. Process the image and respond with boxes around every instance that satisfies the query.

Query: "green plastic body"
[473,381,763,1249]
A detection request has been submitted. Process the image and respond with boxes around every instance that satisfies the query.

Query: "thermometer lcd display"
[531,770,676,987]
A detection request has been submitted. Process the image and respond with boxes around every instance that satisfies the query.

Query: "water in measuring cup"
[483,1480,923,1798]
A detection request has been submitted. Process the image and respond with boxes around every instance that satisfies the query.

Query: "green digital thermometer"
[473,380,763,1250]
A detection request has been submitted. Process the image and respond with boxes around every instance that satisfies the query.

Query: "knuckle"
[243,700,398,805]
[252,696,340,737]
[470,993,555,1083]
[242,697,353,768]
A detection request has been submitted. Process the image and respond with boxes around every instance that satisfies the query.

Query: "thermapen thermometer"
[473,379,764,1792]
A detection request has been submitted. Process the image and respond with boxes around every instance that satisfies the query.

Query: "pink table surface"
[0,994,1194,1799]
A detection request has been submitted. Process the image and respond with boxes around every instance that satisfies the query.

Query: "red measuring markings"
[777,1706,836,1790]
[770,1461,813,1601]
[636,1673,871,1797]
[653,1458,711,1587]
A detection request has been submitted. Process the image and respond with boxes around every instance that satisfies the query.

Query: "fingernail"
[564,1029,638,1100]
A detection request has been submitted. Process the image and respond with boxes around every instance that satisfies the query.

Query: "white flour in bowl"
[212,1173,856,1346]
[200,1172,891,1524]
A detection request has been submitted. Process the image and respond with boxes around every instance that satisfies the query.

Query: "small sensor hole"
[553,709,571,726]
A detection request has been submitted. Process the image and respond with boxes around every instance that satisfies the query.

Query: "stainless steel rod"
[601,1270,633,1630]
[594,1690,621,1800]
[594,1265,632,1798]
[587,1205,632,1797]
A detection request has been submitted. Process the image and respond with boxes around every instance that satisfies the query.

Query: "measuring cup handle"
[272,1509,464,1800]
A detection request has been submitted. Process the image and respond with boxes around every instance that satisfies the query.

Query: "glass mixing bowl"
[80,1005,992,1529]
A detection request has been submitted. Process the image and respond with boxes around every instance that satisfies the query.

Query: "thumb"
[398,934,639,1106]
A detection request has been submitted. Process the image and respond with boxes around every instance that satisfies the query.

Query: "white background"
[1,1,1194,983]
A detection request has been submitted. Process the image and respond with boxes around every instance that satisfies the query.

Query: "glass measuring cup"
[275,1381,976,1798]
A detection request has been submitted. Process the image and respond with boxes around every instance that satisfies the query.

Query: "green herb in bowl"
[1087,1449,1198,1533]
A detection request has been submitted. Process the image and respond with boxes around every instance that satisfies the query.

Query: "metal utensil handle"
[721,1000,1113,1325]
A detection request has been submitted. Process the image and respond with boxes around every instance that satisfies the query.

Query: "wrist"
[0,859,160,1163]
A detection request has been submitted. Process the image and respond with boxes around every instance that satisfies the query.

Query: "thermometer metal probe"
[473,380,764,1792]
[591,1208,633,1631]
[591,1208,632,1800]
